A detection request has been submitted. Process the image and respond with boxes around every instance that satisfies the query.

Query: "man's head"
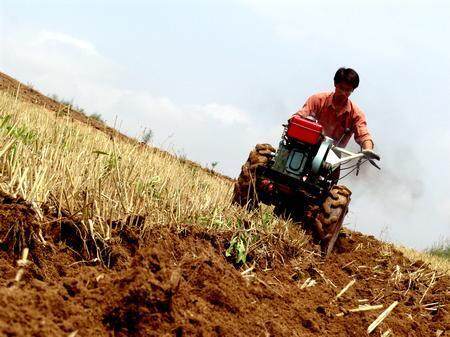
[333,67,359,101]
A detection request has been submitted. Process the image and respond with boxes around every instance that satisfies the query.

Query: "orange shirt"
[295,92,373,147]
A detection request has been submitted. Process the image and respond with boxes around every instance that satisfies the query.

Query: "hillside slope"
[0,71,232,183]
[0,71,448,337]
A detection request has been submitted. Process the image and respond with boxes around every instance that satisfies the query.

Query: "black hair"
[334,67,359,89]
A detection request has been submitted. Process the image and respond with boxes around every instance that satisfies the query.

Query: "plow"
[233,115,381,256]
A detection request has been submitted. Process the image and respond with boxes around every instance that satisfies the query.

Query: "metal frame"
[330,146,366,169]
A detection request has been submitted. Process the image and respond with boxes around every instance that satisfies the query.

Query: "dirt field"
[0,71,449,336]
[0,190,448,337]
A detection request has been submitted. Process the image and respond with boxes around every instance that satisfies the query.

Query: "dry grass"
[397,246,450,275]
[0,91,306,263]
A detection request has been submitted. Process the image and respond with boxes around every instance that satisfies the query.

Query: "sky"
[0,0,449,249]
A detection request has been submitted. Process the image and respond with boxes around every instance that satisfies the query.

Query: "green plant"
[225,230,258,264]
[90,113,104,123]
[92,150,121,177]
[141,129,153,144]
[0,115,37,144]
[427,239,450,259]
[226,234,248,264]
[261,211,274,228]
[135,176,161,198]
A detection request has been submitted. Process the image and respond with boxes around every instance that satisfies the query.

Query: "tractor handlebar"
[331,146,381,170]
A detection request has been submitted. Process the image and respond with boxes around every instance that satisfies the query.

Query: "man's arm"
[352,107,374,150]
[294,95,320,118]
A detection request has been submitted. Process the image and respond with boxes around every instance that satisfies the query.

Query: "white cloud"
[0,28,120,88]
[0,28,260,177]
[35,31,99,56]
[195,103,250,125]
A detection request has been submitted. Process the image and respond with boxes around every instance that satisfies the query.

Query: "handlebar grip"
[369,159,381,170]
[362,149,381,161]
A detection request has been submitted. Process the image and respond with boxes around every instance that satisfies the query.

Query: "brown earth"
[0,191,448,337]
[0,71,233,183]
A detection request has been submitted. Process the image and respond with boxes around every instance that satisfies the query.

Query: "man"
[294,67,377,155]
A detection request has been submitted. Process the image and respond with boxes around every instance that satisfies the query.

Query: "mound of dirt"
[0,192,448,336]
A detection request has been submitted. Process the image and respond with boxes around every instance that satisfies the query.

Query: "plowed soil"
[0,191,448,337]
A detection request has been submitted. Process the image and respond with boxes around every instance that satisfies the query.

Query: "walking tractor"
[232,115,381,256]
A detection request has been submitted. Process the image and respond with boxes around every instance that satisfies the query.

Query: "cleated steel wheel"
[232,143,275,209]
[313,185,352,257]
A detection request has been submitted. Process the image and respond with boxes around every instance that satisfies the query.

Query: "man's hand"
[362,149,380,161]
[361,139,379,160]
[361,139,374,150]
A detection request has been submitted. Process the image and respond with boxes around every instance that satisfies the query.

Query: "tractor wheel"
[311,185,352,257]
[232,143,275,209]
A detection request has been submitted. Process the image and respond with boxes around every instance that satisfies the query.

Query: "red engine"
[286,115,323,145]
